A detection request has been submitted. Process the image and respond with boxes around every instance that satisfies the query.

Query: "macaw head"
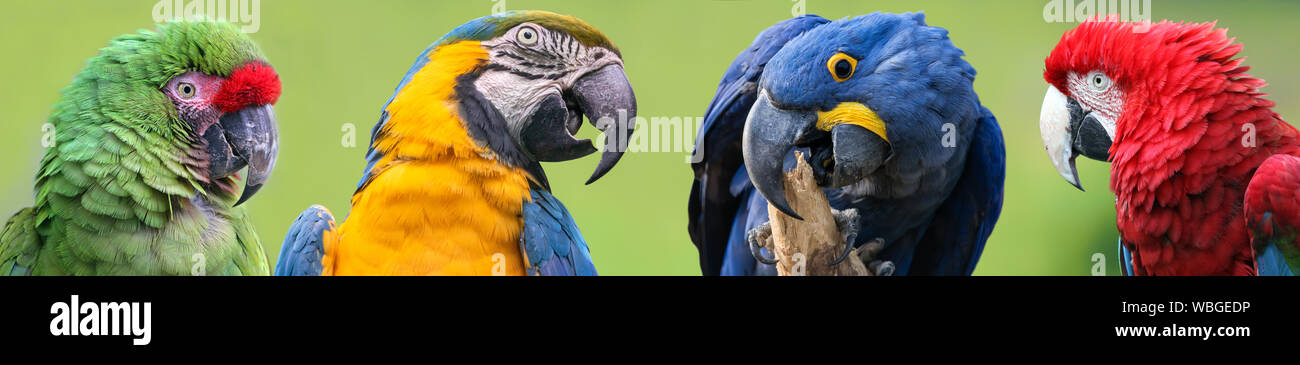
[62,21,280,206]
[437,10,636,186]
[743,12,978,218]
[1039,18,1247,190]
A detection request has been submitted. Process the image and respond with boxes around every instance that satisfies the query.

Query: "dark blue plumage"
[689,12,1005,275]
[688,15,828,275]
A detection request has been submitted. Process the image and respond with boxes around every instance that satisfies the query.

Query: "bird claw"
[746,222,779,265]
[828,209,861,267]
[748,208,892,274]
[828,241,854,266]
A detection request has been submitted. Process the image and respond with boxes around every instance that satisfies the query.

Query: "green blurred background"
[2,0,1297,275]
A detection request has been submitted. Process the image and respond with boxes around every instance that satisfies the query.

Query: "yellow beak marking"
[816,102,888,143]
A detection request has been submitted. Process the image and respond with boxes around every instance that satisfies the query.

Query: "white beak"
[1040,86,1081,189]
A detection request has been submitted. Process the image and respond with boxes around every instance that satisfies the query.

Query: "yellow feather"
[324,41,532,276]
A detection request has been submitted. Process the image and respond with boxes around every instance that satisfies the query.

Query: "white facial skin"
[474,23,624,140]
[1067,70,1124,139]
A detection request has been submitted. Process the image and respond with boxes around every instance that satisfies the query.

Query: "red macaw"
[1039,18,1299,275]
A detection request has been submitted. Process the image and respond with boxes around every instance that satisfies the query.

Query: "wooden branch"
[767,151,870,276]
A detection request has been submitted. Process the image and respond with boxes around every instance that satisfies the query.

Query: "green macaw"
[0,21,281,276]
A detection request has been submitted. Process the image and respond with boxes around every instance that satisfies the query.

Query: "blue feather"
[688,15,830,275]
[899,106,1004,275]
[1256,243,1294,276]
[1119,238,1134,276]
[521,190,597,276]
[691,13,1004,276]
[274,205,334,276]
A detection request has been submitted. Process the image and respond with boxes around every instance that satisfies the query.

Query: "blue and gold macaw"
[688,13,1005,276]
[275,11,636,276]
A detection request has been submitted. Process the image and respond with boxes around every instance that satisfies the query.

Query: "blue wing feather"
[274,205,335,276]
[720,181,779,276]
[1256,243,1294,276]
[688,15,829,275]
[1119,238,1134,276]
[522,190,597,276]
[904,106,1005,275]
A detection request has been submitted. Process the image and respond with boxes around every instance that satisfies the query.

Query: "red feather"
[1046,19,1300,275]
[1245,155,1300,264]
[213,62,281,113]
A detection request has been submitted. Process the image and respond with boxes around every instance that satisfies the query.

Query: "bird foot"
[829,234,893,276]
[858,238,895,276]
[752,208,893,276]
[828,208,861,266]
[746,222,778,265]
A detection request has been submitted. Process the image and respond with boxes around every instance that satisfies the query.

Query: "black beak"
[206,104,279,206]
[743,92,891,220]
[520,94,597,163]
[518,64,637,185]
[1039,86,1113,191]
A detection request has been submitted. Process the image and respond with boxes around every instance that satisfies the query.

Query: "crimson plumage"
[1044,19,1299,275]
[213,62,281,113]
[1245,155,1300,269]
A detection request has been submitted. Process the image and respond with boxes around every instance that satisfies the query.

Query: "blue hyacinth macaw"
[687,12,1005,276]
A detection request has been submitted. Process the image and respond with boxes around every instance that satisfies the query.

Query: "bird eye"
[517,27,539,46]
[177,82,197,99]
[827,53,857,82]
[1088,71,1111,91]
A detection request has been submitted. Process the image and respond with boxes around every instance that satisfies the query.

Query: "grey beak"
[742,90,816,220]
[219,104,279,206]
[828,124,889,188]
[1039,86,1113,191]
[571,64,637,185]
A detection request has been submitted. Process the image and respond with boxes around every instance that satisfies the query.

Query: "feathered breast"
[324,41,533,275]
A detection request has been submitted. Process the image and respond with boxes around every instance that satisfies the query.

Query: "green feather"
[0,21,273,276]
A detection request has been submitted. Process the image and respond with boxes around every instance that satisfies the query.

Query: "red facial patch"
[213,62,282,113]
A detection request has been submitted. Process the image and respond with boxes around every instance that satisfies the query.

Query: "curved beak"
[1039,86,1113,191]
[742,91,816,220]
[207,104,279,206]
[518,64,637,186]
[743,90,891,220]
[574,64,637,184]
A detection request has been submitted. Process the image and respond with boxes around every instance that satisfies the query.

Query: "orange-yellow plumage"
[322,41,533,276]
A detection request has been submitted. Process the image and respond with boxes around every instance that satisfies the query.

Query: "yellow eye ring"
[177,82,197,99]
[827,53,857,82]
